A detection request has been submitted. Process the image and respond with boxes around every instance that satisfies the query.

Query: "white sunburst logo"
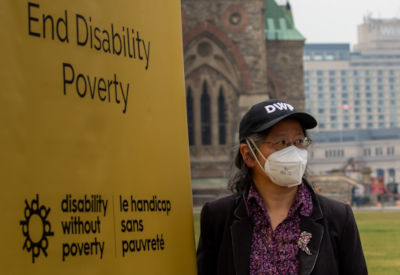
[20,194,54,263]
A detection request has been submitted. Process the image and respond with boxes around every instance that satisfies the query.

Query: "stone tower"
[181,0,305,178]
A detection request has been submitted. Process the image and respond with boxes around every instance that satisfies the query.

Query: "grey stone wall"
[182,0,268,94]
[266,40,305,110]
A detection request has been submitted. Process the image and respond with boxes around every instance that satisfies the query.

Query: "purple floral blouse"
[246,182,313,275]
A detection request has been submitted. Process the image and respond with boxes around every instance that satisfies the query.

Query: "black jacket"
[197,184,368,275]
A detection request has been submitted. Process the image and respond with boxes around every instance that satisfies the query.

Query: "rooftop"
[310,128,400,143]
[264,0,305,41]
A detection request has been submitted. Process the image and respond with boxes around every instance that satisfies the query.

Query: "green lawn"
[355,212,400,275]
[194,211,400,274]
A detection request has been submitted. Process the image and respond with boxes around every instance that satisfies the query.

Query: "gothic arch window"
[218,86,227,145]
[186,86,194,146]
[201,81,211,145]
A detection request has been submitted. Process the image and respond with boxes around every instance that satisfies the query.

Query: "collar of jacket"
[230,178,324,275]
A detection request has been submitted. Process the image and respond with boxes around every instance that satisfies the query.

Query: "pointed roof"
[264,0,305,41]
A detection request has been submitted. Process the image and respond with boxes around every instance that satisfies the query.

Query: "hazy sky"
[286,0,400,46]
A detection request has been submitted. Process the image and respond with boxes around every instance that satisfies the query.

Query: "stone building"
[181,0,306,179]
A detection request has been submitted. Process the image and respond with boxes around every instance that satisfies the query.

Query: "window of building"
[318,93,324,99]
[341,70,347,76]
[378,92,384,98]
[343,123,349,128]
[377,70,383,76]
[365,77,371,83]
[377,169,385,183]
[331,123,338,129]
[367,115,373,120]
[319,123,325,129]
[388,168,396,183]
[341,78,347,83]
[330,115,337,121]
[318,108,325,114]
[367,122,373,128]
[353,70,359,76]
[330,108,337,113]
[329,86,336,91]
[342,92,348,98]
[389,77,395,83]
[329,78,335,84]
[366,107,372,112]
[376,147,383,156]
[314,55,323,61]
[201,81,211,145]
[325,149,345,158]
[377,85,383,91]
[318,86,324,92]
[329,70,336,76]
[390,70,395,75]
[218,87,227,145]
[317,78,324,84]
[355,92,361,98]
[354,107,360,113]
[366,85,371,91]
[342,85,348,91]
[366,100,372,105]
[354,100,361,106]
[387,147,395,155]
[355,122,361,128]
[354,85,360,91]
[317,70,324,76]
[363,148,371,156]
[186,86,194,146]
[378,114,385,120]
[304,70,311,76]
[378,122,385,128]
[366,92,372,98]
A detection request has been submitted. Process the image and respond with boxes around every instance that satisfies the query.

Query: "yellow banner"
[0,1,196,274]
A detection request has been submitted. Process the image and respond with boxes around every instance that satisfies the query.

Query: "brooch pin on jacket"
[298,231,312,255]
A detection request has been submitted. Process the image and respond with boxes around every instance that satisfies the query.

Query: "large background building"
[304,17,400,187]
[182,0,306,180]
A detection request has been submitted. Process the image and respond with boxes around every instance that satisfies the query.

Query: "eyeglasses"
[262,136,312,150]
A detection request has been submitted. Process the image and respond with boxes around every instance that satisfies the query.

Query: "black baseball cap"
[239,99,317,142]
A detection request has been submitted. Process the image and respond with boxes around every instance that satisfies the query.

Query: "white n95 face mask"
[246,139,308,187]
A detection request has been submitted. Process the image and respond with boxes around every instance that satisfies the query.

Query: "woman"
[197,99,367,275]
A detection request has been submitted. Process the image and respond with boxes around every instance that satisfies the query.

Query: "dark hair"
[228,126,309,194]
[228,130,270,193]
